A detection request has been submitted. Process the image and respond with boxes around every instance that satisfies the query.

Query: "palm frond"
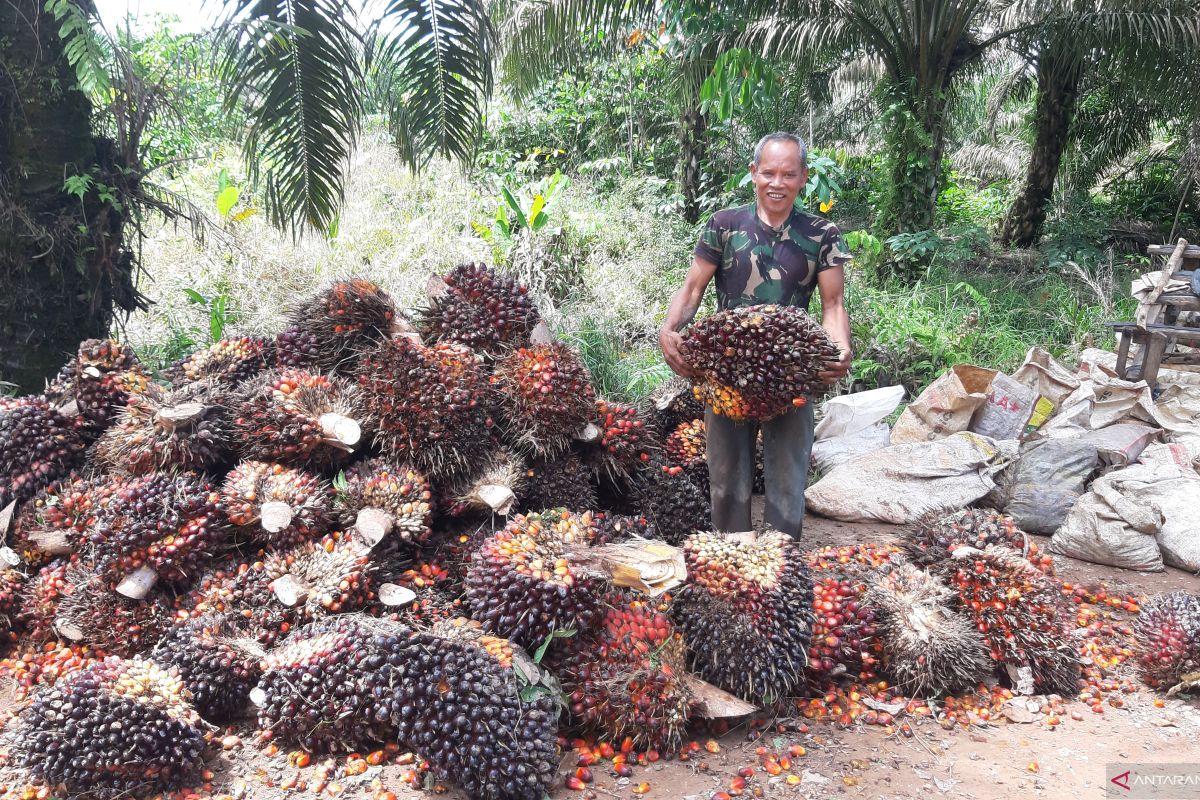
[374,0,494,170]
[217,0,364,235]
[951,139,1029,183]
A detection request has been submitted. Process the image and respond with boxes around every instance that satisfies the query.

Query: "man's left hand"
[818,346,852,384]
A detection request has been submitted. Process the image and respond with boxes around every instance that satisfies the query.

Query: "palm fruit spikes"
[439,448,526,517]
[635,465,711,545]
[1134,592,1200,689]
[863,561,992,695]
[262,533,378,620]
[683,304,838,421]
[255,617,399,752]
[10,656,205,799]
[44,338,150,433]
[492,342,596,457]
[336,458,434,547]
[359,338,495,479]
[286,279,397,373]
[904,509,1055,575]
[152,615,262,722]
[419,262,540,353]
[553,590,693,753]
[89,471,227,592]
[590,399,656,479]
[0,396,87,511]
[222,460,333,548]
[521,452,597,513]
[672,531,814,705]
[52,563,172,656]
[92,379,231,475]
[463,510,604,650]
[234,368,367,469]
[384,618,559,800]
[11,475,125,566]
[807,572,880,683]
[942,544,1080,695]
[166,336,273,388]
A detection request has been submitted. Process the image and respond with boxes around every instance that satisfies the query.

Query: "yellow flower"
[820,199,835,213]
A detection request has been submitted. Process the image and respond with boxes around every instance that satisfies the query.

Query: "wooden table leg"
[1115,331,1131,377]
[1144,333,1169,388]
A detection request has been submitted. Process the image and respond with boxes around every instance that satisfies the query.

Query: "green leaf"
[183,288,207,305]
[210,296,227,342]
[501,186,523,222]
[216,186,241,218]
[528,193,547,229]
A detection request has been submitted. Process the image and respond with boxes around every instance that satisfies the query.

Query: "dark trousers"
[705,403,815,539]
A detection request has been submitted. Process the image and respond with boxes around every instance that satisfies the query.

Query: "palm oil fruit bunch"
[151,615,261,722]
[0,565,24,630]
[234,368,366,469]
[863,561,991,695]
[167,336,274,388]
[586,512,654,545]
[183,557,292,646]
[554,590,693,753]
[419,262,540,354]
[942,545,1080,694]
[11,475,124,566]
[1133,592,1200,689]
[262,533,377,621]
[359,337,495,479]
[463,511,604,650]
[665,418,706,471]
[222,460,333,548]
[492,342,596,457]
[439,447,526,518]
[592,399,655,479]
[683,304,838,421]
[905,509,1053,574]
[337,457,434,547]
[93,379,231,475]
[649,376,705,434]
[384,621,559,800]
[673,531,815,705]
[0,396,87,510]
[89,471,227,590]
[521,452,597,513]
[17,558,72,641]
[286,279,397,373]
[635,465,711,545]
[44,338,151,433]
[255,617,397,752]
[273,325,321,368]
[10,655,205,799]
[806,572,880,683]
[52,564,172,656]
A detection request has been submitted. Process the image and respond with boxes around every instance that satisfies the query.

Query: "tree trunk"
[678,104,707,224]
[998,53,1083,248]
[0,0,133,394]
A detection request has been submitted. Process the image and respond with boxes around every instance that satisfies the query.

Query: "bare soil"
[4,516,1200,800]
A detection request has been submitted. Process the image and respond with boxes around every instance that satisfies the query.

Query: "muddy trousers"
[704,402,815,539]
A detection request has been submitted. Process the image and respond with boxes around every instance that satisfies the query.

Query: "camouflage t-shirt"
[693,203,852,310]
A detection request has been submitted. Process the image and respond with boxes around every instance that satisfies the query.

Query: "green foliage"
[45,0,111,100]
[561,323,673,402]
[700,48,778,126]
[183,288,234,343]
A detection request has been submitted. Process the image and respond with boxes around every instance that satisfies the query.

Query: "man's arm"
[816,266,852,383]
[659,255,717,377]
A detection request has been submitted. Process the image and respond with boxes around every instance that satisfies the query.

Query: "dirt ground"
[4,516,1200,800]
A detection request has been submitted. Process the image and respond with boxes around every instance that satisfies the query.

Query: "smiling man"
[658,131,853,539]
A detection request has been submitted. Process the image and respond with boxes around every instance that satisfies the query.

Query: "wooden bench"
[1106,322,1200,384]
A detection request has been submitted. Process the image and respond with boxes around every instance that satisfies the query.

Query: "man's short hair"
[753,132,807,167]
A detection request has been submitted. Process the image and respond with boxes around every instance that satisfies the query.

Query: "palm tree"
[997,7,1200,247]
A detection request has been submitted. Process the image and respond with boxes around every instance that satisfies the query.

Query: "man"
[658,132,852,539]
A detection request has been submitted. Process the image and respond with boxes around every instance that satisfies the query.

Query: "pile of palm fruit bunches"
[0,267,1184,799]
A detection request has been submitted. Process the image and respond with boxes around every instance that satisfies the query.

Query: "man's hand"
[659,328,693,378]
[818,346,852,384]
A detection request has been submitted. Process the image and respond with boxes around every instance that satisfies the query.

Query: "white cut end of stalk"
[0,547,21,567]
[529,322,555,345]
[115,566,159,599]
[475,484,515,515]
[378,583,417,607]
[249,687,267,707]
[29,529,74,555]
[574,422,601,443]
[653,382,688,411]
[425,273,450,299]
[56,620,85,641]
[320,413,361,450]
[392,315,421,341]
[0,500,16,537]
[354,508,394,547]
[155,402,205,429]
[272,575,309,607]
[260,502,295,533]
[56,400,80,418]
[83,366,102,378]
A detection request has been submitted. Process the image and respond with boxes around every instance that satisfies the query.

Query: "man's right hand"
[659,328,693,377]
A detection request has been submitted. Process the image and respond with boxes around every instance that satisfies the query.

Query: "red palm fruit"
[418,262,540,354]
[590,399,657,480]
[11,475,126,566]
[285,279,398,374]
[492,343,596,457]
[17,557,73,641]
[1134,592,1200,689]
[665,419,706,470]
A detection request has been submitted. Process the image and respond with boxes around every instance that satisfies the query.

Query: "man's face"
[749,140,808,219]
